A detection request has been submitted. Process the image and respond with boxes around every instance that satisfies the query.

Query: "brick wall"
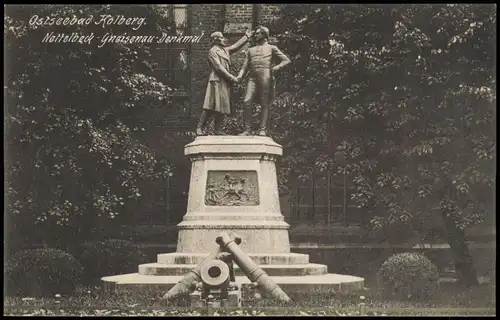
[259,4,282,24]
[225,4,254,22]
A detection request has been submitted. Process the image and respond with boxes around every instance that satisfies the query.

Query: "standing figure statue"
[236,26,291,136]
[197,29,253,136]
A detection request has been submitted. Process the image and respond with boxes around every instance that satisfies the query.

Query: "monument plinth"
[102,136,364,295]
[177,136,289,254]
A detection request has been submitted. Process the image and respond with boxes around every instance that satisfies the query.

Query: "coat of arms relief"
[205,171,260,206]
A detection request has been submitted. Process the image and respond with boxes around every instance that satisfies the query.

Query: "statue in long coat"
[196,29,252,136]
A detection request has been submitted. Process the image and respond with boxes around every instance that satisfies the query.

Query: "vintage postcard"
[4,4,496,317]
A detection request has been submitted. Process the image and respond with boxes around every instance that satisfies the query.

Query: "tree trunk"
[441,210,479,287]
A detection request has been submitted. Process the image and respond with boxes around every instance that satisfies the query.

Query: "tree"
[271,4,496,286]
[4,5,176,252]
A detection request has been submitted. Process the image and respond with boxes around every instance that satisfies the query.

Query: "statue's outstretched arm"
[227,33,250,55]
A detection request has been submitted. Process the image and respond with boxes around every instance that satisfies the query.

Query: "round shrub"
[5,248,83,297]
[80,239,146,283]
[377,252,440,301]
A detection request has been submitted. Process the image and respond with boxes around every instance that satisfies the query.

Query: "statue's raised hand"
[245,28,253,39]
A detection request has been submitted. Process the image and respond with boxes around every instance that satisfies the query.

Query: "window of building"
[289,171,364,227]
[152,4,190,92]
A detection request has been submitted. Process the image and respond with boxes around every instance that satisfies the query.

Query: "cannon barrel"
[199,259,230,287]
[162,234,241,300]
[216,232,291,302]
[162,247,222,300]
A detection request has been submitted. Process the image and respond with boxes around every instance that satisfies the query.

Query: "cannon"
[189,257,241,309]
[163,232,291,307]
[162,234,241,301]
[216,232,291,302]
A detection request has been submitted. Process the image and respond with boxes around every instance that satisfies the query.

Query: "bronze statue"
[197,29,252,136]
[236,26,291,136]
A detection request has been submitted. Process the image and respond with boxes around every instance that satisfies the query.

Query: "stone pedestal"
[177,136,289,253]
[102,136,364,295]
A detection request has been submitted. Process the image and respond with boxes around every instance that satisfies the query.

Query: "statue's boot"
[239,126,252,136]
[239,106,252,136]
[196,110,209,136]
[257,105,269,136]
[214,113,226,135]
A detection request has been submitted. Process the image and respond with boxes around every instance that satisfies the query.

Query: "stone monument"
[102,136,364,295]
[102,26,363,296]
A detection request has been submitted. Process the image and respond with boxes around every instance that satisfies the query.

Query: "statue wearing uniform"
[197,30,252,136]
[236,26,291,136]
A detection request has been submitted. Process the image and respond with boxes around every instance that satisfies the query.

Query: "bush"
[5,248,83,297]
[80,239,147,283]
[377,252,440,301]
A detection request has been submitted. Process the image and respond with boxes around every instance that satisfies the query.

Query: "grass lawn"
[3,281,495,316]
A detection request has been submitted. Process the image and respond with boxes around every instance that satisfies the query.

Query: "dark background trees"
[4,5,179,254]
[270,4,495,286]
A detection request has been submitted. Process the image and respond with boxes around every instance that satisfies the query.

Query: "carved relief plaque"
[205,170,259,206]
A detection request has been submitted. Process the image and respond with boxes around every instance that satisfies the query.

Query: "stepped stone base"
[102,252,364,295]
[139,263,328,276]
[102,273,364,295]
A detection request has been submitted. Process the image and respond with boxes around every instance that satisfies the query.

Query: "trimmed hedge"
[5,248,83,297]
[377,252,440,301]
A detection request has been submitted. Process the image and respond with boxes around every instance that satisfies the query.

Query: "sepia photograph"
[4,3,496,316]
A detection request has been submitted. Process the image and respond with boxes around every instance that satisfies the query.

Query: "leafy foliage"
[79,239,147,283]
[377,252,440,300]
[272,4,495,229]
[271,4,495,284]
[4,5,175,248]
[5,248,84,297]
